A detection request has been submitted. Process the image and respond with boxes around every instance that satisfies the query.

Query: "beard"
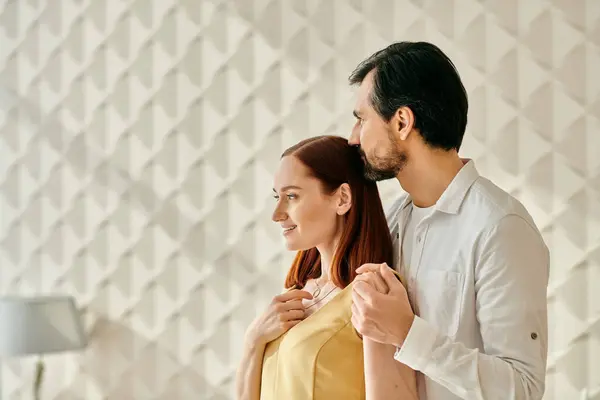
[359,146,408,182]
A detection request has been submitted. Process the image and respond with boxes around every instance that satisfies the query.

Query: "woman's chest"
[301,281,342,318]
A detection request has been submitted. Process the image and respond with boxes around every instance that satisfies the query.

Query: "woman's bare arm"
[235,333,266,400]
[354,270,418,399]
[235,288,310,400]
[363,338,418,400]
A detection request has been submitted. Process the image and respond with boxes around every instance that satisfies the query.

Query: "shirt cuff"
[393,315,438,371]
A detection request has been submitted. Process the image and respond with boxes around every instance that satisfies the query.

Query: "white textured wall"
[0,0,599,399]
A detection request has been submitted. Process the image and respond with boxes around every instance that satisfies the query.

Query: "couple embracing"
[236,41,549,400]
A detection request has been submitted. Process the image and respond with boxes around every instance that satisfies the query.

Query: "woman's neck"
[315,219,343,283]
[316,239,338,283]
[318,252,331,282]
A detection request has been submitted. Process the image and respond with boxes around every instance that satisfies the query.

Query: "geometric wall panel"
[0,0,599,398]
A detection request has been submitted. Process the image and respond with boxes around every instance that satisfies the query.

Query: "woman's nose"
[271,204,287,222]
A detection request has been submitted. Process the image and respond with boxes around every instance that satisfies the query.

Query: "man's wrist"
[393,315,440,371]
[393,313,415,348]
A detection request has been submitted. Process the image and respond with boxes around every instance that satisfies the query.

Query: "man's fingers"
[351,287,365,312]
[355,271,388,294]
[275,289,313,302]
[352,280,377,306]
[369,271,389,294]
[351,300,363,319]
[353,280,375,297]
[351,313,361,334]
[356,263,381,274]
[380,263,403,291]
[351,301,365,332]
[354,273,372,288]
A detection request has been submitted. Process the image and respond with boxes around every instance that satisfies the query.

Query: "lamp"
[0,296,88,400]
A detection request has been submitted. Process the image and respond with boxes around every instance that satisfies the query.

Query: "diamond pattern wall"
[0,0,598,399]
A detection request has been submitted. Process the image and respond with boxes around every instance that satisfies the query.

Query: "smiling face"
[348,69,409,181]
[271,155,343,251]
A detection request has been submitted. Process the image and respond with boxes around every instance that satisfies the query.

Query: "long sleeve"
[393,214,550,400]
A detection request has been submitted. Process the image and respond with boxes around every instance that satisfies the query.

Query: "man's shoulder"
[467,177,539,231]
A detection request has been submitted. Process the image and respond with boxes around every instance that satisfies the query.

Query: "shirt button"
[531,332,538,340]
[417,235,422,243]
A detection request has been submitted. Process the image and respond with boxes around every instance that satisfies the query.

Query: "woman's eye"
[273,193,297,200]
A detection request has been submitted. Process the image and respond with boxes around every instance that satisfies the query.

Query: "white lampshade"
[0,296,88,357]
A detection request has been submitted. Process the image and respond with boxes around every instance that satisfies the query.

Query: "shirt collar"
[399,158,480,215]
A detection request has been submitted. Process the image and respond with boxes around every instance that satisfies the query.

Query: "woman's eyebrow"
[273,185,302,192]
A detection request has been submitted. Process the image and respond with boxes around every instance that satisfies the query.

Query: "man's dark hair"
[349,41,469,151]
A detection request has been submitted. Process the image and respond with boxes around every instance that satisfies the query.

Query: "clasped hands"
[351,263,416,348]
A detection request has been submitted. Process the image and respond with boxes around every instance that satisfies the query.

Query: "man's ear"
[393,106,415,141]
[336,183,352,215]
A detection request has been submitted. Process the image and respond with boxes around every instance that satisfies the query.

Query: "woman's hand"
[246,289,313,346]
[236,289,311,400]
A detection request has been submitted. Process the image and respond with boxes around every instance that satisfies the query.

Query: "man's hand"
[351,263,415,348]
[354,268,390,294]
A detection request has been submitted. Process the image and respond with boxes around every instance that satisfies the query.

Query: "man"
[348,41,550,400]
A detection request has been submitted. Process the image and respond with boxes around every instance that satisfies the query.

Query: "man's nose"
[348,127,360,146]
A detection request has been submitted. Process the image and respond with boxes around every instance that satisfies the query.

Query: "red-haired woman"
[235,135,418,400]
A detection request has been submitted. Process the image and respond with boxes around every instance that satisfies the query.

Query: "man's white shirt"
[386,159,550,400]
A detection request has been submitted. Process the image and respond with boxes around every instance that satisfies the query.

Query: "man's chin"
[363,167,397,182]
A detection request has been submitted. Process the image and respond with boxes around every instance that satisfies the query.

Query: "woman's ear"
[336,183,352,215]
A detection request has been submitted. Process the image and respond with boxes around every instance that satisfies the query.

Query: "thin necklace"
[313,280,322,297]
[311,276,329,297]
[305,285,337,309]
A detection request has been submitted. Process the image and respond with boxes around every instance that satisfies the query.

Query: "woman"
[235,135,418,399]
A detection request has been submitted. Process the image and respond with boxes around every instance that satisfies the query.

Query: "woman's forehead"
[273,156,318,191]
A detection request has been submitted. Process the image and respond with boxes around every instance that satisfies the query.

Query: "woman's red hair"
[281,135,394,289]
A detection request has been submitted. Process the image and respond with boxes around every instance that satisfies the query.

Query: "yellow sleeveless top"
[259,281,364,400]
